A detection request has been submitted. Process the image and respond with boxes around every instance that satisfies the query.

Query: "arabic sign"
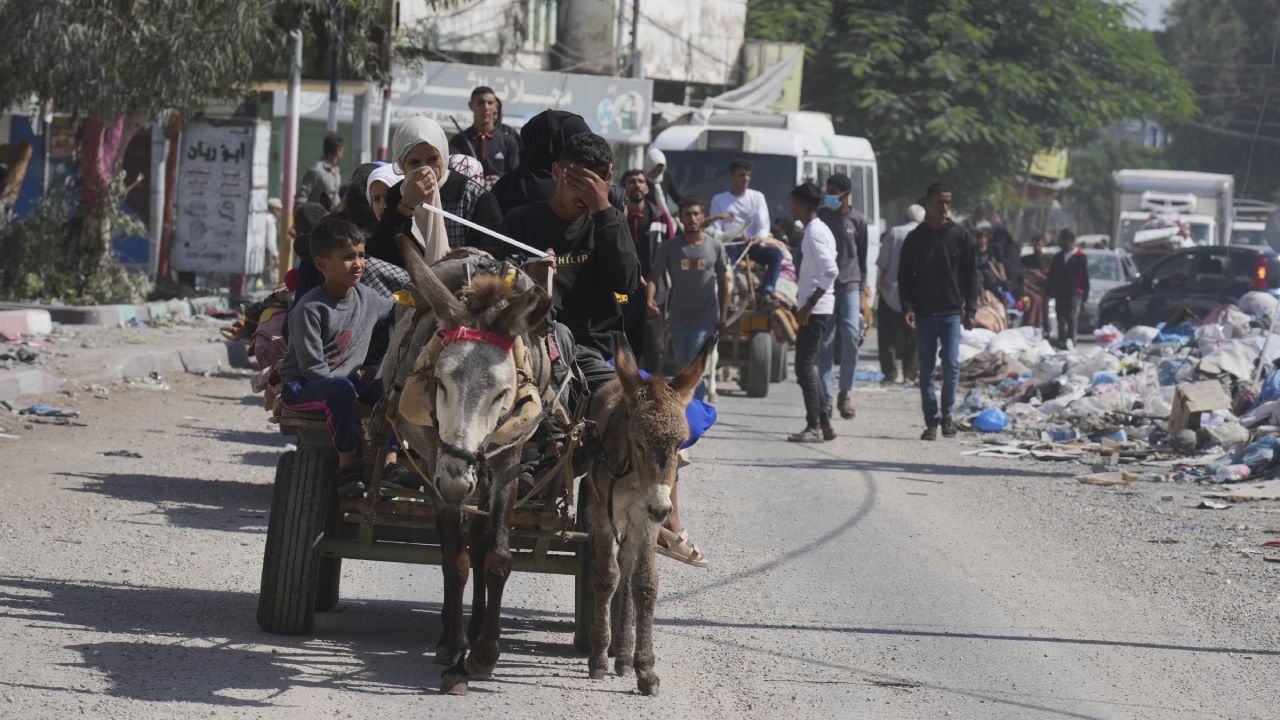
[1029,149,1069,181]
[279,62,654,144]
[172,119,271,275]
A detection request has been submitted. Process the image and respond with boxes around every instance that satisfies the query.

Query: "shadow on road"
[0,576,583,705]
[58,471,270,534]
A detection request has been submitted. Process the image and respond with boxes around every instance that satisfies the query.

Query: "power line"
[1241,22,1280,197]
[1182,121,1280,148]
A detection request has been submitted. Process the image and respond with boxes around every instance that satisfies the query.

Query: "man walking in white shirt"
[787,183,840,443]
[877,204,924,383]
[708,159,784,301]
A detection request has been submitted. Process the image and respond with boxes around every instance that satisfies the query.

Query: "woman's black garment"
[491,109,591,214]
[366,172,503,267]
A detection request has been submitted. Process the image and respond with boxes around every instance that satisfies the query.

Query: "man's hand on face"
[566,166,611,212]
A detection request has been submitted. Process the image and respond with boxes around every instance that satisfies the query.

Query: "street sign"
[278,61,654,144]
[172,118,271,275]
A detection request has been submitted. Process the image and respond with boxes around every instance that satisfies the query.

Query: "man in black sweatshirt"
[500,132,641,390]
[898,182,979,440]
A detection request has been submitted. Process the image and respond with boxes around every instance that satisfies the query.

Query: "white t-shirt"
[798,218,839,315]
[709,189,770,240]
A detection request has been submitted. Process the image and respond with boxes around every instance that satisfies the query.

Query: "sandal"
[656,527,709,568]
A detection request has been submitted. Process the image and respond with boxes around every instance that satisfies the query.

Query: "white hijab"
[392,117,451,264]
[365,163,402,204]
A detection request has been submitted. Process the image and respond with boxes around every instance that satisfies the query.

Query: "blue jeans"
[915,313,962,426]
[282,373,384,453]
[818,287,863,403]
[727,244,784,296]
[669,324,716,401]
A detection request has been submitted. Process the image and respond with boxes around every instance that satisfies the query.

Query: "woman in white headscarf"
[368,116,503,268]
[365,163,402,222]
[643,147,678,233]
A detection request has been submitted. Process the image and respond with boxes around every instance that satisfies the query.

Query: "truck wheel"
[257,444,335,635]
[573,479,594,655]
[744,332,772,398]
[770,336,788,383]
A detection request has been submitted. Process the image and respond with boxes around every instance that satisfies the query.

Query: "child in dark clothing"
[279,218,399,495]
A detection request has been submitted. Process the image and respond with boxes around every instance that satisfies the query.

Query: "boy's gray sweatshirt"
[279,284,395,382]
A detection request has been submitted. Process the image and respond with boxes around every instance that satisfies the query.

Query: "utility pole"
[377,0,396,161]
[147,115,167,279]
[327,0,343,135]
[629,0,640,77]
[614,0,626,75]
[281,29,303,280]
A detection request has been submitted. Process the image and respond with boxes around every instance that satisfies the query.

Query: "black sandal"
[336,465,366,497]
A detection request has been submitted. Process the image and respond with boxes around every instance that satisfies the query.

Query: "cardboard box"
[1169,380,1232,434]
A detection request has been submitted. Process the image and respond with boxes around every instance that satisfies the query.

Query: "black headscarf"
[491,109,591,214]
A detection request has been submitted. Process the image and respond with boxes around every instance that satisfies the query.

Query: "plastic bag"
[1239,291,1279,320]
[1158,358,1192,386]
[1091,372,1118,386]
[1093,323,1121,346]
[1240,435,1280,470]
[1119,325,1159,348]
[973,408,1008,432]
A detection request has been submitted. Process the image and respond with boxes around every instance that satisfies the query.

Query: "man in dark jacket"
[898,182,980,440]
[499,132,640,390]
[620,169,673,372]
[816,173,868,419]
[1047,228,1089,349]
[448,86,521,187]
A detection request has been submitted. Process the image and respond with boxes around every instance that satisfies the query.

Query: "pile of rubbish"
[955,290,1280,484]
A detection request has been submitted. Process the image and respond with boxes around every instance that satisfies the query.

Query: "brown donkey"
[585,335,714,696]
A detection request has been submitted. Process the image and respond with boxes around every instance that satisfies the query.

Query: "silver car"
[1081,249,1139,330]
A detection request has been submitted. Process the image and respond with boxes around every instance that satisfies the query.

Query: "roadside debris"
[18,404,79,418]
[101,449,142,458]
[1196,499,1231,510]
[954,290,1280,486]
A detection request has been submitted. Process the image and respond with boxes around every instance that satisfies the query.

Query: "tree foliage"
[1162,0,1280,202]
[0,0,285,119]
[747,0,1196,204]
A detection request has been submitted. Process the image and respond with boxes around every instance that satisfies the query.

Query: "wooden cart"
[255,408,595,653]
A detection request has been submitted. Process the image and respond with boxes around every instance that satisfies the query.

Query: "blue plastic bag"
[1091,372,1118,386]
[1241,436,1280,471]
[973,408,1008,433]
[1257,370,1280,408]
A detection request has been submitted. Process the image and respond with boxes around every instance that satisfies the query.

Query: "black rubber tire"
[770,336,788,383]
[573,480,594,655]
[743,331,772,398]
[256,444,335,635]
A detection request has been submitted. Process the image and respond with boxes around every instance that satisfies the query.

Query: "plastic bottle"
[1215,464,1251,483]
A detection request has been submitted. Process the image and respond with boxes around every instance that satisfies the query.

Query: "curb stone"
[0,296,229,327]
[0,340,251,403]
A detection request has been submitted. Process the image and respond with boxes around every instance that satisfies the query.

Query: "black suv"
[1097,245,1280,329]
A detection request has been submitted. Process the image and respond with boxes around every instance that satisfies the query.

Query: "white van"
[651,112,882,288]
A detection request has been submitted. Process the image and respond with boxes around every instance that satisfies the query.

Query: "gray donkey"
[385,236,552,695]
[585,335,714,696]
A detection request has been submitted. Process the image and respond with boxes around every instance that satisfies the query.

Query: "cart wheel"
[257,443,335,635]
[742,332,772,398]
[770,335,788,383]
[573,481,594,655]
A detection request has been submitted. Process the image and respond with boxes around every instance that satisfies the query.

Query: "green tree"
[1162,0,1280,202]
[0,0,390,298]
[747,0,1195,204]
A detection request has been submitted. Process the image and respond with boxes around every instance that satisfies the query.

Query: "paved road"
[0,368,1275,718]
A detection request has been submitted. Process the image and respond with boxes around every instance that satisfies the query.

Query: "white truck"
[1112,169,1234,270]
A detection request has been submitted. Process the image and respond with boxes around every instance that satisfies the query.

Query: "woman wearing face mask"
[367,116,503,268]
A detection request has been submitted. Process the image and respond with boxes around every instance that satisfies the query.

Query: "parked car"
[1097,245,1280,329]
[1081,249,1139,331]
